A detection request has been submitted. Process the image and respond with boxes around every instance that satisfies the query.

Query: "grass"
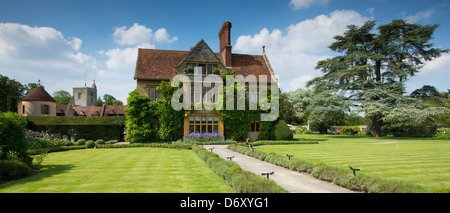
[254,134,450,191]
[0,147,234,193]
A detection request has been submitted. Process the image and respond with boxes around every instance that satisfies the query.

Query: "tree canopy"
[307,20,449,137]
[52,90,72,105]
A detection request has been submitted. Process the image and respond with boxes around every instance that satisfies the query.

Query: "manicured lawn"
[256,134,450,190]
[0,148,234,193]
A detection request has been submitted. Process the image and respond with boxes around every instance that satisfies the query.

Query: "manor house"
[134,21,278,140]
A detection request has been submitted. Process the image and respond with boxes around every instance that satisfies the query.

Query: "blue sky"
[1,0,449,103]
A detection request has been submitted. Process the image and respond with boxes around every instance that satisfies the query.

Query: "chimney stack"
[219,21,232,67]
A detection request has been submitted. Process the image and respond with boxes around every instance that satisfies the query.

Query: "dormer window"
[186,63,218,75]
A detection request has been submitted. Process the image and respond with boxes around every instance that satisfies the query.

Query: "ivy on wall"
[125,73,284,142]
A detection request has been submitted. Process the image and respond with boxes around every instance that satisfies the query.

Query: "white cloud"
[154,28,178,43]
[418,53,450,77]
[0,22,96,96]
[405,53,450,93]
[95,23,178,102]
[290,0,329,10]
[112,23,178,46]
[404,8,436,23]
[234,10,369,91]
[113,23,153,46]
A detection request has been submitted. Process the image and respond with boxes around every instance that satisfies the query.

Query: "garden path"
[203,145,354,193]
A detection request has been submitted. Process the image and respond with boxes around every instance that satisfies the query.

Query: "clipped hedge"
[227,144,429,193]
[269,118,293,140]
[26,116,125,141]
[85,140,95,148]
[191,144,287,193]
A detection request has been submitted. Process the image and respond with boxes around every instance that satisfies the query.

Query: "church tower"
[73,80,97,106]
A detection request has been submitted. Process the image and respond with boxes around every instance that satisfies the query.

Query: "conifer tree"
[307,20,449,137]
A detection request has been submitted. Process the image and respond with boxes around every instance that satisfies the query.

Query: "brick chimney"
[219,21,232,67]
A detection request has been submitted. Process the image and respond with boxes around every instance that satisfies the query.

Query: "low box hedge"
[192,144,287,193]
[227,144,429,193]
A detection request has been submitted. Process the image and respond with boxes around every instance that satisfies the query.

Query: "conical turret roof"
[22,86,56,102]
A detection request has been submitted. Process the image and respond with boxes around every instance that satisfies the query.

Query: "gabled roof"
[134,46,276,83]
[22,86,56,102]
[134,49,188,80]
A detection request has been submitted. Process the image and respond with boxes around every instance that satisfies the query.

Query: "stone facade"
[73,81,97,106]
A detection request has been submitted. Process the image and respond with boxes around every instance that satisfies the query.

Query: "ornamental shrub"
[95,139,105,145]
[269,118,293,140]
[76,139,86,145]
[85,140,95,148]
[0,112,32,165]
[0,159,32,181]
[340,126,360,135]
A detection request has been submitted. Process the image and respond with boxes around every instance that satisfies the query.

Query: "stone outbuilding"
[18,85,56,116]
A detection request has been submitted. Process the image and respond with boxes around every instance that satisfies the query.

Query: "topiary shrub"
[85,140,95,148]
[269,118,293,140]
[0,159,32,181]
[95,139,105,146]
[76,139,86,145]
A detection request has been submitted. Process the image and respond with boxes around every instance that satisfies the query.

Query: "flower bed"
[185,132,222,142]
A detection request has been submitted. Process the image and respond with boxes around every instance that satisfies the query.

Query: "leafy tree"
[308,92,348,133]
[24,83,40,96]
[281,90,297,125]
[0,111,32,165]
[52,90,72,105]
[285,88,313,125]
[103,94,123,105]
[124,90,158,142]
[157,80,185,141]
[0,75,26,112]
[410,85,446,107]
[307,20,449,137]
[95,97,104,106]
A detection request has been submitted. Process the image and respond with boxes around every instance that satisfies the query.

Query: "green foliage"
[285,88,313,124]
[52,90,72,105]
[95,139,105,145]
[307,20,449,137]
[340,126,360,134]
[103,94,123,105]
[26,116,125,141]
[125,81,185,143]
[0,159,32,181]
[434,128,450,139]
[216,82,279,141]
[192,144,287,193]
[258,121,273,140]
[76,139,86,145]
[269,118,293,140]
[124,90,158,142]
[0,74,26,112]
[85,140,95,148]
[216,83,253,141]
[295,126,313,134]
[157,81,185,141]
[0,112,31,165]
[228,143,429,193]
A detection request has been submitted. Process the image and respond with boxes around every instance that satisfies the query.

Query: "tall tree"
[285,88,313,124]
[307,20,449,137]
[103,94,123,105]
[0,75,26,112]
[52,90,72,105]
